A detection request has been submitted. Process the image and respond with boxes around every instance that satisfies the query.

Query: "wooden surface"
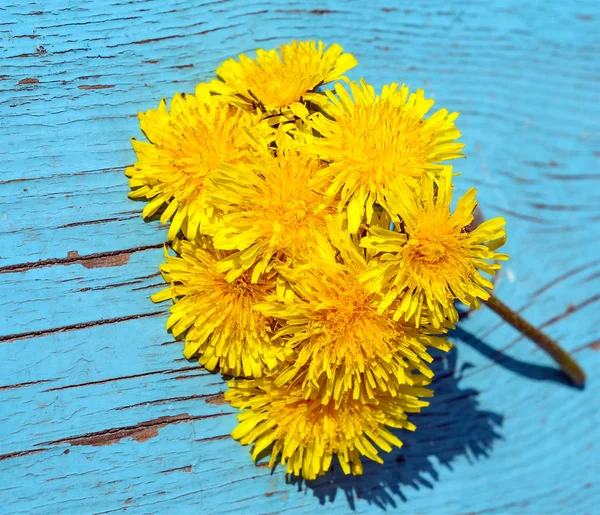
[1,1,599,513]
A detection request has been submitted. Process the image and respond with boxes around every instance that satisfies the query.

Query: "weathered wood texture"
[1,1,599,513]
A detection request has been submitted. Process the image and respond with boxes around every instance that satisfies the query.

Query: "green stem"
[483,294,586,387]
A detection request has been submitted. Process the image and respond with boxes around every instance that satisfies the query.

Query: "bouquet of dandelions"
[126,40,583,481]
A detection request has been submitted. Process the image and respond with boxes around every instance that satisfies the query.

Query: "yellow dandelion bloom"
[360,171,508,328]
[226,376,431,480]
[151,237,290,377]
[210,40,357,113]
[126,84,260,240]
[256,219,451,404]
[207,137,335,282]
[299,80,464,232]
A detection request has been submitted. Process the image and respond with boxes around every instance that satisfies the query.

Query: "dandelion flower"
[126,84,260,240]
[360,171,508,328]
[226,376,431,480]
[210,40,357,113]
[151,237,290,377]
[256,219,451,404]
[300,80,464,232]
[207,136,335,282]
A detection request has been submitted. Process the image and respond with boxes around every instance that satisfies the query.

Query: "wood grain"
[1,0,599,513]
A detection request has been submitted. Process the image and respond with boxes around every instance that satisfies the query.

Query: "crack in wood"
[159,465,193,474]
[0,311,166,343]
[114,391,225,411]
[488,205,550,225]
[0,166,125,186]
[531,260,599,297]
[79,271,161,292]
[528,202,598,212]
[538,293,600,330]
[0,378,59,391]
[17,78,39,85]
[106,24,240,49]
[0,448,49,461]
[80,278,145,292]
[131,282,165,291]
[194,434,229,444]
[544,173,600,181]
[523,160,561,168]
[509,293,600,346]
[66,250,130,268]
[37,412,228,447]
[57,215,138,229]
[204,392,226,405]
[573,338,600,354]
[0,244,162,274]
[78,84,115,90]
[44,365,207,392]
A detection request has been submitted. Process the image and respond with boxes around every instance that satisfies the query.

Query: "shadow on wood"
[452,325,579,389]
[288,347,504,510]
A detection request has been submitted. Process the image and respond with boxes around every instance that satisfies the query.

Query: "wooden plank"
[0,169,167,266]
[1,345,598,514]
[1,0,599,513]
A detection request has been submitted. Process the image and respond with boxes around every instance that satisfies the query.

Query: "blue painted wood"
[1,1,599,513]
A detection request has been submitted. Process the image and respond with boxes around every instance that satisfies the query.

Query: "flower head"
[126,84,259,240]
[208,135,335,282]
[151,237,290,377]
[226,376,431,480]
[210,40,357,113]
[300,80,464,232]
[256,219,451,404]
[360,171,508,328]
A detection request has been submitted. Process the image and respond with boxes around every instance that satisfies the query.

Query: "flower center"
[412,239,446,264]
[227,271,271,301]
[174,108,248,201]
[324,303,367,335]
[261,184,330,253]
[402,209,474,288]
[315,286,394,364]
[247,71,310,108]
[339,103,429,178]
[231,275,253,294]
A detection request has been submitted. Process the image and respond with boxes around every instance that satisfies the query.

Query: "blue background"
[1,1,599,513]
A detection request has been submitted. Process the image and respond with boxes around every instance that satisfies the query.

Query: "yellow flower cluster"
[126,40,508,480]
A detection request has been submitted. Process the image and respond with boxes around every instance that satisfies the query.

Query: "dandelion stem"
[483,294,586,387]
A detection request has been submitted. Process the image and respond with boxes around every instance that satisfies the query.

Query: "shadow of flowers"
[288,347,504,510]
